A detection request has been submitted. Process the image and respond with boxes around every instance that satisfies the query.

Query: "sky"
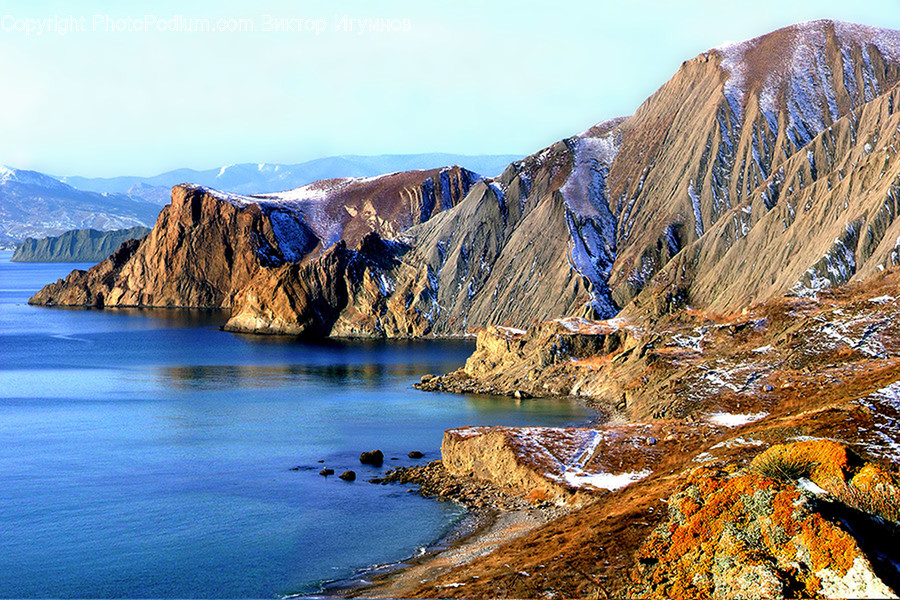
[1,0,898,177]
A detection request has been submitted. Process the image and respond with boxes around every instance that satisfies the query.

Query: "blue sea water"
[0,251,593,598]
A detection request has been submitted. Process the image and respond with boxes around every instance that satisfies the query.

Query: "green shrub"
[752,454,815,482]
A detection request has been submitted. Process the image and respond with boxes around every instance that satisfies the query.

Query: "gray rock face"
[12,227,150,263]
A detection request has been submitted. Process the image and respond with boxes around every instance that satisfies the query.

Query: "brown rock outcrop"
[632,464,897,599]
[421,266,900,423]
[29,184,306,308]
[30,167,477,312]
[441,427,583,506]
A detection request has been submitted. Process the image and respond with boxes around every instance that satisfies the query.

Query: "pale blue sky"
[1,0,898,177]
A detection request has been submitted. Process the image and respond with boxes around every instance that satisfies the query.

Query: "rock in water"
[339,471,356,481]
[319,468,334,477]
[360,450,384,466]
[408,451,424,459]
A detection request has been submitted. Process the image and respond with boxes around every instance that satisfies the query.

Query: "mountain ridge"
[0,166,161,251]
[29,167,479,310]
[30,20,900,340]
[11,227,151,263]
[59,154,522,197]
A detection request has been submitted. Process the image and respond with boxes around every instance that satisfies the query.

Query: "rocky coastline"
[20,19,900,600]
[334,269,900,599]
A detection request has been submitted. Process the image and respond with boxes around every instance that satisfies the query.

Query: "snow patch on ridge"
[707,412,768,427]
[563,469,652,491]
[184,184,318,263]
[715,21,900,155]
[856,381,900,461]
[1,166,72,191]
[715,39,750,118]
[561,133,622,318]
[553,316,631,335]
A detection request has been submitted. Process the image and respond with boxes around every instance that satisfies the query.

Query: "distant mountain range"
[0,154,520,250]
[60,154,522,201]
[0,167,160,250]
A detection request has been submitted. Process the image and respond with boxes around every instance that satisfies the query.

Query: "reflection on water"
[157,363,597,421]
[0,255,597,598]
[44,305,231,328]
[159,362,423,390]
[460,393,599,420]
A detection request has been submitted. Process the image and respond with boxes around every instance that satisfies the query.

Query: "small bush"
[753,453,815,482]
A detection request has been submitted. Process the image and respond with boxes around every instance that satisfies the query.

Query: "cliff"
[29,21,900,339]
[419,265,900,421]
[30,167,476,311]
[387,268,900,599]
[11,227,150,263]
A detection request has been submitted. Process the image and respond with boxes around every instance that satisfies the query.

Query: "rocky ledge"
[419,268,900,423]
[379,272,900,599]
[633,441,900,599]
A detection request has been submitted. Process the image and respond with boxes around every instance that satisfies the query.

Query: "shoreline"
[308,392,602,600]
[311,506,496,599]
[309,461,570,600]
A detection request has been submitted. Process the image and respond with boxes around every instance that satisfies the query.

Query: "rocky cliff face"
[30,167,476,311]
[628,71,900,317]
[11,226,150,263]
[29,184,301,307]
[31,20,900,339]
[226,126,622,335]
[606,21,900,309]
[227,20,900,336]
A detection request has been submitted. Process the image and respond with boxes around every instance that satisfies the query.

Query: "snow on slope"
[560,128,623,318]
[1,165,73,191]
[714,20,900,148]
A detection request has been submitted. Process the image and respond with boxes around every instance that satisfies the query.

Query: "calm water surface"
[0,251,593,598]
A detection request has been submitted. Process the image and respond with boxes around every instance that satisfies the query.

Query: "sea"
[0,251,593,598]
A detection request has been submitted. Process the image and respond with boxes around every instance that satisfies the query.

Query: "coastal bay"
[0,252,593,598]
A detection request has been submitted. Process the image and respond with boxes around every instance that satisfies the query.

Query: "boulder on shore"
[360,450,384,466]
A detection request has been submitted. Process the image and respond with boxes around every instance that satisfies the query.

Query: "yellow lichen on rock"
[850,463,897,490]
[631,458,896,599]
